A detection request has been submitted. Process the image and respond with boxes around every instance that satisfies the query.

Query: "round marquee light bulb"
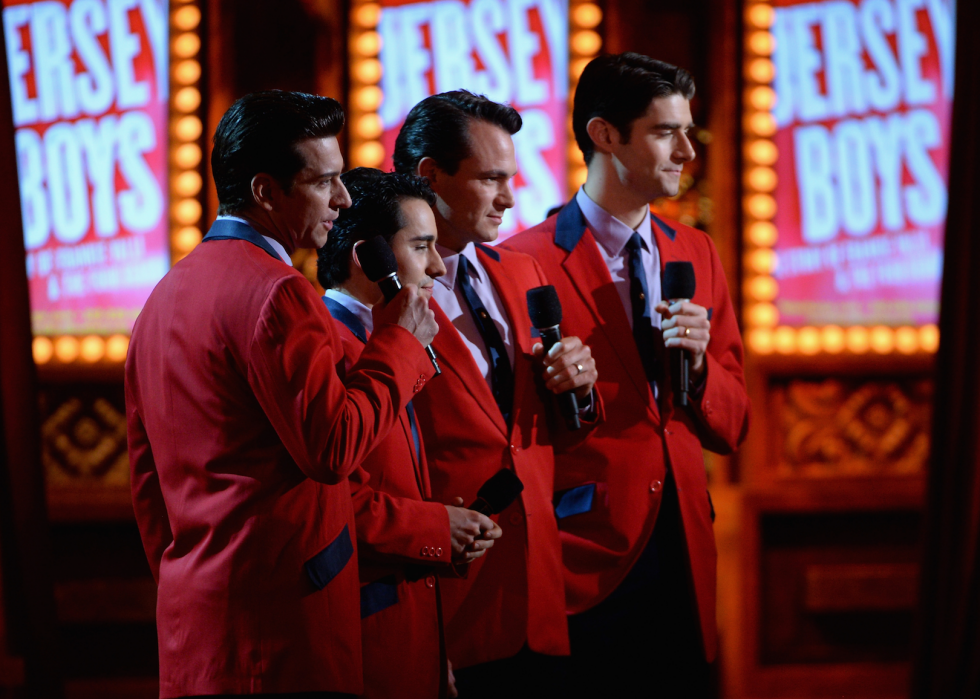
[173,5,201,31]
[748,31,775,56]
[748,86,777,110]
[174,115,203,141]
[870,326,895,354]
[80,335,105,363]
[353,3,382,28]
[797,326,820,355]
[174,59,201,85]
[747,112,777,137]
[746,140,778,165]
[748,221,778,246]
[746,275,778,301]
[747,58,775,83]
[106,335,130,362]
[174,143,202,168]
[174,199,203,225]
[747,166,777,192]
[747,302,778,327]
[172,32,200,58]
[747,248,776,274]
[54,336,80,363]
[773,326,796,354]
[355,86,383,111]
[747,328,774,354]
[356,141,385,167]
[746,194,777,219]
[354,31,382,57]
[353,59,383,84]
[570,57,591,79]
[895,326,919,354]
[570,166,588,190]
[356,114,383,139]
[33,336,54,364]
[572,3,602,28]
[571,30,602,56]
[175,87,201,112]
[174,226,202,253]
[845,326,870,353]
[821,325,846,353]
[920,325,939,352]
[746,4,775,28]
[175,171,203,196]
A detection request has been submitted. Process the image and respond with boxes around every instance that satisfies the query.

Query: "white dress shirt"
[574,187,662,330]
[323,288,374,335]
[432,242,516,391]
[215,215,292,266]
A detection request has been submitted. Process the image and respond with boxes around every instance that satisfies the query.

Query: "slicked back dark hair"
[212,90,345,215]
[574,53,695,165]
[393,90,522,175]
[317,168,437,290]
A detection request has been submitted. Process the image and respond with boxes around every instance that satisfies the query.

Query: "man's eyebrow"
[477,169,512,178]
[407,234,437,242]
[652,122,692,130]
[312,170,342,180]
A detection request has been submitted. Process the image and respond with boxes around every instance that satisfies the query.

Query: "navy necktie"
[456,254,513,423]
[626,233,662,384]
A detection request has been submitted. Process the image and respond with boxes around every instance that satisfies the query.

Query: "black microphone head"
[663,261,696,301]
[358,235,398,282]
[476,469,525,514]
[526,285,562,328]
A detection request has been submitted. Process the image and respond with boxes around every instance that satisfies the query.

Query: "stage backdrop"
[3,0,169,336]
[377,0,567,241]
[771,0,954,327]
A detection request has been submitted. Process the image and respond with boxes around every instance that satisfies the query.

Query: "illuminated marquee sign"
[770,0,954,328]
[375,0,568,240]
[3,0,169,336]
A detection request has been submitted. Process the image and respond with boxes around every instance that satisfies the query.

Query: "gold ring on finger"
[576,363,585,375]
[684,327,691,337]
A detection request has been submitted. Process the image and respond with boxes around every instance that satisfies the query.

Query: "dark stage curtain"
[912,1,980,697]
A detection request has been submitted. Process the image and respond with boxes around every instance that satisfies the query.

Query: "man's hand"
[657,300,711,380]
[447,659,458,698]
[445,497,502,564]
[532,336,597,400]
[372,283,438,348]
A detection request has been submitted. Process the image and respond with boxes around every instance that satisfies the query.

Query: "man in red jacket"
[126,91,438,698]
[316,168,502,699]
[504,54,750,697]
[393,91,600,698]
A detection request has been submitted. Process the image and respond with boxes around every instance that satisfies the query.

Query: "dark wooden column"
[0,21,64,699]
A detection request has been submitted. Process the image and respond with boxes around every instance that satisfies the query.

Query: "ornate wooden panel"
[771,378,933,479]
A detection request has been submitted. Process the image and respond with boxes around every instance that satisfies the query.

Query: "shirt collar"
[435,241,481,292]
[215,215,292,265]
[575,187,653,257]
[323,288,374,335]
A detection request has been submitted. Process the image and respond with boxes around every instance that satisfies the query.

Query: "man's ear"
[416,157,439,184]
[350,240,365,272]
[251,173,278,212]
[586,117,619,156]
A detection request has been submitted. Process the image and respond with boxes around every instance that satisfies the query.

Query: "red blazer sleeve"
[349,466,452,567]
[247,275,435,484]
[125,399,172,584]
[688,236,750,454]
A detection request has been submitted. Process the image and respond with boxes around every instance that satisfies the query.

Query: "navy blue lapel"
[202,218,283,261]
[555,197,588,252]
[322,295,368,343]
[650,213,677,241]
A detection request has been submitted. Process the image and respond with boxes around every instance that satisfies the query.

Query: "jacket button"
[649,480,663,493]
[421,546,429,556]
[436,547,443,557]
[425,575,436,589]
[509,512,523,526]
[510,444,519,454]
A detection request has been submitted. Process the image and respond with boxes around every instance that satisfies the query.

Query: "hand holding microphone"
[527,285,596,431]
[658,261,710,406]
[358,235,441,374]
[446,469,522,563]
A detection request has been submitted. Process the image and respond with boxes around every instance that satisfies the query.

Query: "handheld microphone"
[662,261,696,407]
[527,285,581,431]
[358,235,441,375]
[468,468,525,515]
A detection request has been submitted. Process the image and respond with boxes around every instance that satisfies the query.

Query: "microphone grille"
[526,285,563,328]
[358,235,398,282]
[477,469,525,514]
[662,261,696,300]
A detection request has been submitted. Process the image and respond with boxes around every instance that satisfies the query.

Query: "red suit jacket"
[125,228,434,698]
[411,244,597,669]
[325,296,452,699]
[503,201,750,661]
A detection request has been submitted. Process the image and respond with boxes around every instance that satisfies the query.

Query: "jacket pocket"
[304,524,354,590]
